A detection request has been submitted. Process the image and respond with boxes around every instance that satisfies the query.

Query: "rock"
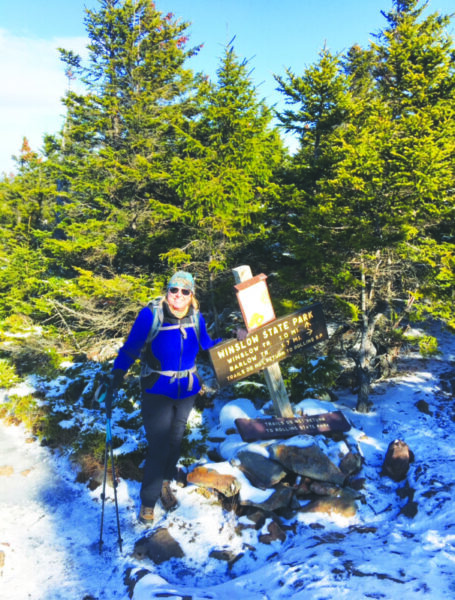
[349,477,366,491]
[133,528,184,564]
[400,500,418,518]
[207,448,224,462]
[209,548,243,566]
[338,486,365,502]
[339,451,363,476]
[233,449,287,489]
[242,510,267,530]
[239,483,294,511]
[381,439,414,482]
[415,399,433,416]
[308,481,364,503]
[309,481,342,497]
[300,496,357,517]
[187,466,240,497]
[259,520,287,544]
[269,443,346,485]
[396,481,417,517]
[396,481,414,501]
[294,477,313,498]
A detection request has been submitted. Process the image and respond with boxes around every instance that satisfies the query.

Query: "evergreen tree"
[372,0,455,330]
[168,42,284,328]
[275,48,351,191]
[271,49,353,290]
[0,139,55,318]
[48,0,200,277]
[275,0,455,411]
[0,1,208,352]
[0,0,210,349]
[1,139,53,236]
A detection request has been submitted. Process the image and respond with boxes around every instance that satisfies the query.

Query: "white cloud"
[0,29,87,174]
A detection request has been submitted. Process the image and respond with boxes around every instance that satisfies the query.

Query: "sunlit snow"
[1,322,455,599]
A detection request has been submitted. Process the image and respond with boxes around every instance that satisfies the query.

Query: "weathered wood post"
[232,266,294,418]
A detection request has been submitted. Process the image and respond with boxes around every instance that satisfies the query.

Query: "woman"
[103,271,221,526]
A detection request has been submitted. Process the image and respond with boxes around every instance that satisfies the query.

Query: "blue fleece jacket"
[113,302,221,399]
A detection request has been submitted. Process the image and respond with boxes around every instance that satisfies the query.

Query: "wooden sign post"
[232,265,294,417]
[209,266,329,419]
[233,266,292,418]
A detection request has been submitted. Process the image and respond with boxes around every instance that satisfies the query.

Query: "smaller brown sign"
[235,411,351,442]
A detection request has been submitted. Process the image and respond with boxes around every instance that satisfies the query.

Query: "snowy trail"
[1,321,455,600]
[0,423,129,600]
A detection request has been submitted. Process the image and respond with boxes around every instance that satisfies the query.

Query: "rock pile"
[188,434,364,519]
[197,398,365,518]
[132,397,418,572]
[134,398,368,563]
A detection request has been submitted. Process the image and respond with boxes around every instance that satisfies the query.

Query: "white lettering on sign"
[216,334,260,359]
[210,305,328,386]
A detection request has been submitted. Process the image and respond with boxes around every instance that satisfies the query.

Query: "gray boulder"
[233,448,288,489]
[269,442,346,485]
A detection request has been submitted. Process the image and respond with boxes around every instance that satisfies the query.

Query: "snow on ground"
[1,321,455,599]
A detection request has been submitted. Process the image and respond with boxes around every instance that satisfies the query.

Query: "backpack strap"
[143,297,201,344]
[146,297,165,343]
[139,297,164,367]
[141,365,198,391]
[190,311,200,343]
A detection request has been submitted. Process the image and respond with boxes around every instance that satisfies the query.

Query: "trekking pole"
[99,431,109,554]
[97,389,123,554]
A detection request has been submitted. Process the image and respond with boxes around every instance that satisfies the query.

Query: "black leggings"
[140,392,196,508]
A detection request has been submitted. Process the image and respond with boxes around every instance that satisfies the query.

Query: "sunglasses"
[168,287,192,296]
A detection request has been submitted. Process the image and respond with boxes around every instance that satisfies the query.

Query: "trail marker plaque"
[235,411,351,443]
[209,303,328,387]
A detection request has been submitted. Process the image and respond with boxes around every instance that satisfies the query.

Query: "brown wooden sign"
[235,411,351,442]
[209,303,328,386]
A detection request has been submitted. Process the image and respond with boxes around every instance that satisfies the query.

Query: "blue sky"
[1,0,454,173]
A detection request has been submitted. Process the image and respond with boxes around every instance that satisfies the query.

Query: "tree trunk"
[356,260,375,412]
[208,266,220,337]
[356,366,373,412]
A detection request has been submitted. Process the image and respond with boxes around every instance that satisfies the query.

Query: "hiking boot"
[139,504,154,526]
[160,480,178,511]
[175,466,188,487]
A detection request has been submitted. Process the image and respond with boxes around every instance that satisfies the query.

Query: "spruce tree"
[275,0,455,411]
[168,42,284,327]
[275,48,351,191]
[0,0,207,349]
[0,139,54,318]
[271,48,353,289]
[50,0,200,277]
[371,0,455,332]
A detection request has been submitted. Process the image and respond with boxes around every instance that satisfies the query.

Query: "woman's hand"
[235,327,248,341]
